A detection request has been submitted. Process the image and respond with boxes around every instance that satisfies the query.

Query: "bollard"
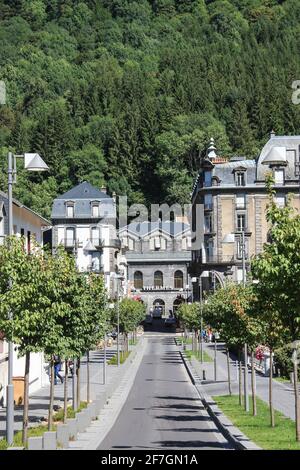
[202,370,206,381]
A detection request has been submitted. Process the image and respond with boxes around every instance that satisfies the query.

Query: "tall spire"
[207,137,217,160]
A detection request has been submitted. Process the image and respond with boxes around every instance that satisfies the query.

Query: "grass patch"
[12,424,56,449]
[0,439,8,450]
[0,401,89,450]
[53,401,87,422]
[176,337,193,345]
[108,351,131,365]
[129,339,139,346]
[185,349,213,363]
[213,395,300,450]
[274,376,291,384]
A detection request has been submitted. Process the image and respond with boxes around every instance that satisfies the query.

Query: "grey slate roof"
[192,134,300,198]
[213,159,257,186]
[120,221,190,238]
[56,181,110,200]
[51,181,116,220]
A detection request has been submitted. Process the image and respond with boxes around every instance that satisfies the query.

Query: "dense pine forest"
[1,0,300,217]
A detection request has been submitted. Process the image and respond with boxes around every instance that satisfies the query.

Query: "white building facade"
[51,181,121,296]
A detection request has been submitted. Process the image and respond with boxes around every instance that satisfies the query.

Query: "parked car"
[107,331,118,340]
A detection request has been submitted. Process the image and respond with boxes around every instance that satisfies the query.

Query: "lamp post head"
[200,271,210,278]
[222,233,235,244]
[24,153,49,171]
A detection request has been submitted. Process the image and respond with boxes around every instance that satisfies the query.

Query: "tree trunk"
[293,360,300,442]
[48,357,54,431]
[22,351,30,445]
[226,347,232,396]
[77,357,81,407]
[63,359,68,423]
[238,350,243,406]
[251,351,257,416]
[269,349,275,427]
[86,351,90,403]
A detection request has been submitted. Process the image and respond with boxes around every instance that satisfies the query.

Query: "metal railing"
[61,238,79,249]
[87,264,104,274]
[203,254,235,264]
[90,238,104,248]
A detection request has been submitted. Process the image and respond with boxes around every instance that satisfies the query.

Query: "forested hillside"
[1,0,300,217]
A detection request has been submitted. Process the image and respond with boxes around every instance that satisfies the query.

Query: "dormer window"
[92,202,100,217]
[66,203,74,218]
[235,172,246,187]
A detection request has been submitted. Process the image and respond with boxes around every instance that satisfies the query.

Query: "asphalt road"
[98,325,234,450]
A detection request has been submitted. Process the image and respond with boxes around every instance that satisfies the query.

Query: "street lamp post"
[103,332,107,384]
[6,151,48,444]
[199,271,209,365]
[222,231,249,412]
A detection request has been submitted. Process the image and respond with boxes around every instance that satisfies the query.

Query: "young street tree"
[111,298,145,356]
[177,303,201,352]
[203,282,263,410]
[81,273,107,403]
[251,177,300,431]
[0,237,53,444]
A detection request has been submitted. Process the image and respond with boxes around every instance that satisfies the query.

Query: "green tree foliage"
[203,282,263,350]
[251,177,300,343]
[177,302,201,332]
[112,298,145,341]
[251,177,300,427]
[1,1,300,214]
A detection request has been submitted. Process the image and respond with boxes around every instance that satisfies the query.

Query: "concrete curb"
[180,350,262,451]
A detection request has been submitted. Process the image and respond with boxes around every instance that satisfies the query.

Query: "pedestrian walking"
[54,355,64,385]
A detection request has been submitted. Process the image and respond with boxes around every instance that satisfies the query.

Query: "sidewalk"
[182,340,297,421]
[0,339,138,440]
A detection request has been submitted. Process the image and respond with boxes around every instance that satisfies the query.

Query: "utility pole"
[242,231,249,412]
[117,279,120,367]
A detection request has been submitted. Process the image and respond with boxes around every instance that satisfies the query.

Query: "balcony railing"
[203,254,235,264]
[108,238,121,249]
[90,238,104,248]
[87,264,104,274]
[60,238,79,249]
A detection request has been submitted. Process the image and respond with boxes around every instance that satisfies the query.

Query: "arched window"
[134,271,143,289]
[154,271,163,288]
[174,270,183,289]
